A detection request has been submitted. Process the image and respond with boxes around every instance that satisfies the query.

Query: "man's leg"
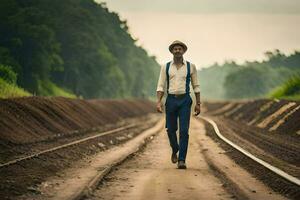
[178,96,192,162]
[165,97,179,154]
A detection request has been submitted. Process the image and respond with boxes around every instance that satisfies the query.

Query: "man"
[156,40,201,169]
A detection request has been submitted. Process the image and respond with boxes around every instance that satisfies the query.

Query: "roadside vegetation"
[268,75,300,100]
[0,0,160,99]
[199,50,300,100]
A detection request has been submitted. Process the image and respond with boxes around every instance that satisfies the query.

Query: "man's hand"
[156,101,163,113]
[194,104,201,116]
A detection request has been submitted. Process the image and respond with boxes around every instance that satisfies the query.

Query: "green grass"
[268,75,300,101]
[0,78,77,99]
[0,78,31,98]
[37,79,77,98]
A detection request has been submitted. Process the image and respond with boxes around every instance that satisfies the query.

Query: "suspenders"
[166,61,191,94]
[166,62,171,94]
[186,61,191,93]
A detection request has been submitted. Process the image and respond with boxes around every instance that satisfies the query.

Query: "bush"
[0,78,31,98]
[268,74,300,100]
[0,64,17,84]
[37,79,76,98]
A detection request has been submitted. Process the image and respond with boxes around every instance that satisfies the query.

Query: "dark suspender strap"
[186,61,191,93]
[166,61,171,94]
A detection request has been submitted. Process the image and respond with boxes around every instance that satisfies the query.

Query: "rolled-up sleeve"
[191,63,200,93]
[156,64,166,92]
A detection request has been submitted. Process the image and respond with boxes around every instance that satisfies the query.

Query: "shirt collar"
[170,58,186,66]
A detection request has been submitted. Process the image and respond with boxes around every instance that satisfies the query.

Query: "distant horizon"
[97,0,300,69]
[97,0,300,14]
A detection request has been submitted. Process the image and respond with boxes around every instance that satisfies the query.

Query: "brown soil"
[85,118,286,200]
[1,97,299,199]
[211,116,300,169]
[0,97,155,144]
[0,116,159,200]
[0,97,156,162]
[0,96,158,200]
[201,118,300,199]
[201,99,300,199]
[203,99,300,135]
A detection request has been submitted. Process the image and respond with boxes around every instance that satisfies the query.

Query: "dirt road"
[86,118,286,200]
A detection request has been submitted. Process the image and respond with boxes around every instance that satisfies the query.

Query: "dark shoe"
[171,152,178,163]
[177,160,187,169]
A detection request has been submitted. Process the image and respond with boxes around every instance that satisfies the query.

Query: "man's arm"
[191,64,201,100]
[191,64,201,115]
[156,91,164,113]
[195,92,201,104]
[156,64,166,113]
[157,91,164,102]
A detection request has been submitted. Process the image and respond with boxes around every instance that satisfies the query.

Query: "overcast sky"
[97,0,300,14]
[96,0,300,68]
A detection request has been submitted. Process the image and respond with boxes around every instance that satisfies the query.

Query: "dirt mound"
[203,99,300,135]
[0,96,155,144]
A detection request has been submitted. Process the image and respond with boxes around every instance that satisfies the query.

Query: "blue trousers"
[165,94,192,161]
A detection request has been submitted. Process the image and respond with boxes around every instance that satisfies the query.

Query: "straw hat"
[169,40,188,53]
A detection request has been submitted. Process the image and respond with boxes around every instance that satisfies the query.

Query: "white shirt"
[156,59,200,94]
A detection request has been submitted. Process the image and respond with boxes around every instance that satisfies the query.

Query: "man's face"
[172,45,185,58]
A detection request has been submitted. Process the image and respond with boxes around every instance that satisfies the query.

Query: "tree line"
[199,50,300,100]
[0,0,160,99]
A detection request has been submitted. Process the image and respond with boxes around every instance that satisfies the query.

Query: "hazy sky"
[96,0,300,68]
